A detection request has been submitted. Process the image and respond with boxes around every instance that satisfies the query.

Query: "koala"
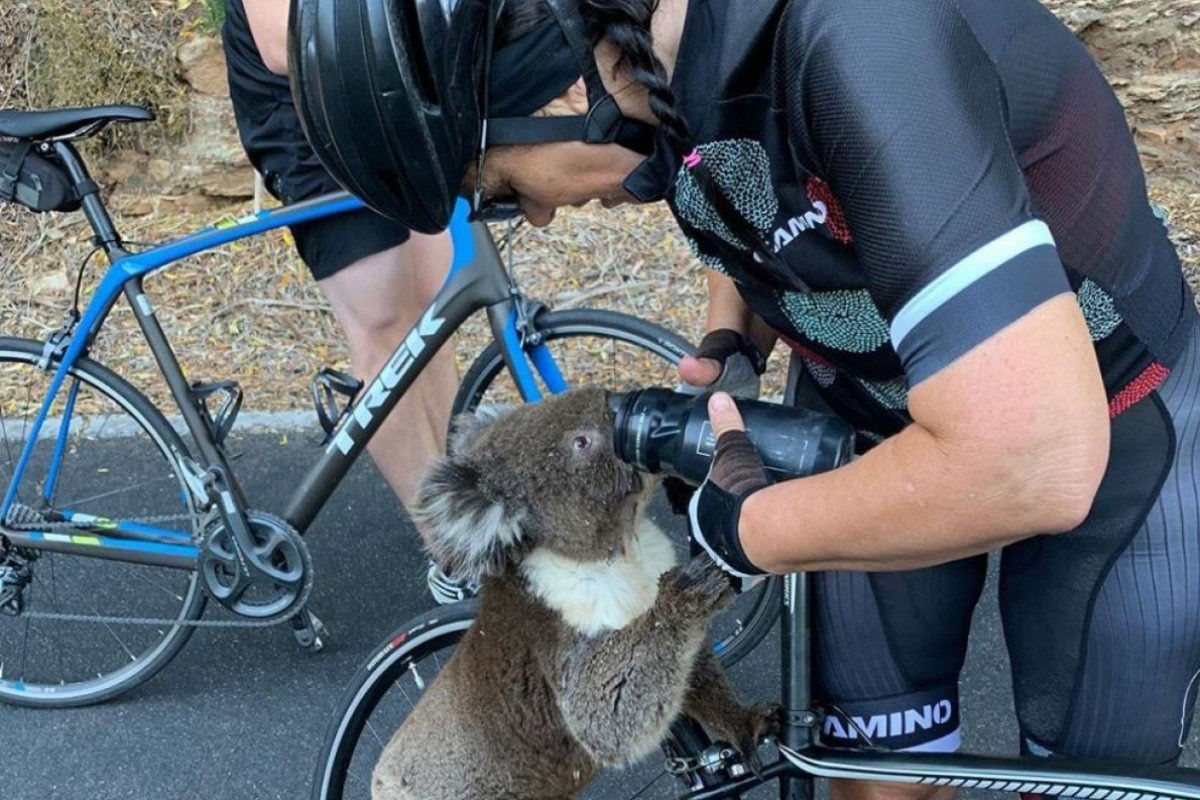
[371,387,772,800]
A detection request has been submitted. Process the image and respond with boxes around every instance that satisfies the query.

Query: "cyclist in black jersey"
[291,0,1200,783]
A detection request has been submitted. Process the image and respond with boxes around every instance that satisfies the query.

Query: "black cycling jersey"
[622,0,1196,442]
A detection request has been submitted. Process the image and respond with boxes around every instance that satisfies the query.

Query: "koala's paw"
[662,555,735,619]
[712,703,778,779]
[740,703,780,776]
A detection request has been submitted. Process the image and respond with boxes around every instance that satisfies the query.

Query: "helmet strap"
[483,0,658,155]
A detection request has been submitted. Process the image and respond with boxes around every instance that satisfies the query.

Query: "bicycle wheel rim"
[452,310,779,667]
[314,603,477,800]
[0,338,205,706]
[453,308,693,413]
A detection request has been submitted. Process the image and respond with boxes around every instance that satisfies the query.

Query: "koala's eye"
[572,434,593,452]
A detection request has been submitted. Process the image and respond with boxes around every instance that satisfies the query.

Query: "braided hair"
[497,0,693,154]
[578,0,693,154]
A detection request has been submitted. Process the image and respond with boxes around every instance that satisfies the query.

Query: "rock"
[111,193,155,216]
[177,34,229,97]
[32,271,71,296]
[148,159,172,182]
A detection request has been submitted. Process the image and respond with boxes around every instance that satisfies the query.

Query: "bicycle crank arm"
[207,468,294,588]
[780,746,1200,800]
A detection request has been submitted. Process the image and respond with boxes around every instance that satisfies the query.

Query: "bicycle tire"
[0,337,206,707]
[312,600,726,800]
[451,308,780,667]
[312,600,479,800]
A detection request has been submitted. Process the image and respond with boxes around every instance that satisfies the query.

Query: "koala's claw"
[734,703,779,778]
[667,556,735,616]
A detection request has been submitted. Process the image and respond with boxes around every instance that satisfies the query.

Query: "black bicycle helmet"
[288,0,492,233]
[290,0,657,233]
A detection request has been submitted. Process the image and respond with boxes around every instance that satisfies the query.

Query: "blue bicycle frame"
[0,140,568,570]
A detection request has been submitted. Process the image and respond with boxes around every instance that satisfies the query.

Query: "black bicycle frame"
[674,571,1200,800]
[282,218,534,531]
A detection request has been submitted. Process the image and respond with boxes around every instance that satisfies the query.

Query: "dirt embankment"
[1046,0,1200,182]
[0,1,1197,413]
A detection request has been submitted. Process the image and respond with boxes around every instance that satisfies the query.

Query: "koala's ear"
[413,454,526,584]
[446,405,514,456]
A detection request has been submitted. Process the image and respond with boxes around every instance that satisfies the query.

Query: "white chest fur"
[520,517,677,636]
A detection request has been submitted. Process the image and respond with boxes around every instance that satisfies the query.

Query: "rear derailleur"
[0,542,33,616]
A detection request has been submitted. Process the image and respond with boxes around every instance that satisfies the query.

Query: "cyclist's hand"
[677,329,766,399]
[687,393,771,585]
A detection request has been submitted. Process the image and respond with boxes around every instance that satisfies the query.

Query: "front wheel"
[311,603,721,800]
[453,308,780,668]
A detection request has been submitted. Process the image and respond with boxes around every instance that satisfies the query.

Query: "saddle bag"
[0,140,83,213]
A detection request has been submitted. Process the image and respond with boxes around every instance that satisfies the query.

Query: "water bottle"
[607,388,855,484]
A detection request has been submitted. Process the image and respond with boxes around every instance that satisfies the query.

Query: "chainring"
[200,510,312,621]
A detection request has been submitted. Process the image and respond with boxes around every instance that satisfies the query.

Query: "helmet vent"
[390,0,440,106]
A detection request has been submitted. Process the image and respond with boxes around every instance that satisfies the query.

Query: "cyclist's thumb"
[678,354,722,387]
[708,392,746,438]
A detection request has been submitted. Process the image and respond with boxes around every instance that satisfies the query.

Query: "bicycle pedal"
[311,367,362,445]
[290,609,329,652]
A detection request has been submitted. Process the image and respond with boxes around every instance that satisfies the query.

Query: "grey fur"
[377,389,772,800]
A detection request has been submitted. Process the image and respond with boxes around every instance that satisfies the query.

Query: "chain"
[12,607,300,628]
[2,504,309,629]
[3,509,197,532]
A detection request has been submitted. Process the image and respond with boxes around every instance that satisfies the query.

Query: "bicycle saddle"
[0,105,153,141]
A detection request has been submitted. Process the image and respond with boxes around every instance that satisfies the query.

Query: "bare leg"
[830,782,955,800]
[318,231,457,511]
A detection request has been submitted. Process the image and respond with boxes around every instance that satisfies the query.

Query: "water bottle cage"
[191,380,243,450]
[311,367,363,445]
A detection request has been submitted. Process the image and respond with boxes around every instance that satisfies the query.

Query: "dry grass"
[0,198,719,415]
[1,0,194,150]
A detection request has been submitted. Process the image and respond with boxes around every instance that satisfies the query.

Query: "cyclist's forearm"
[737,296,1108,573]
[738,423,1046,572]
[704,272,776,354]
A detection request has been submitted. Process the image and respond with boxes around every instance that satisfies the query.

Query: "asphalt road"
[1,430,1196,800]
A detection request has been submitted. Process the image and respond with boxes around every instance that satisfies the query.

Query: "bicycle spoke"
[46,556,67,684]
[18,374,32,467]
[97,612,138,662]
[366,718,386,749]
[345,767,370,790]
[53,471,179,511]
[610,338,617,385]
[627,768,670,800]
[396,680,418,712]
[129,566,187,603]
[17,575,34,681]
[0,400,17,482]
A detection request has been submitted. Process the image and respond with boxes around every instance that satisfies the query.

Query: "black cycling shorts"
[221,0,409,281]
[801,324,1200,765]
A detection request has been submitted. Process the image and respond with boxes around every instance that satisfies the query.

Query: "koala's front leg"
[555,556,733,768]
[685,649,778,774]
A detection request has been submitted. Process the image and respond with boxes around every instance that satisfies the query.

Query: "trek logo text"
[328,306,447,456]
